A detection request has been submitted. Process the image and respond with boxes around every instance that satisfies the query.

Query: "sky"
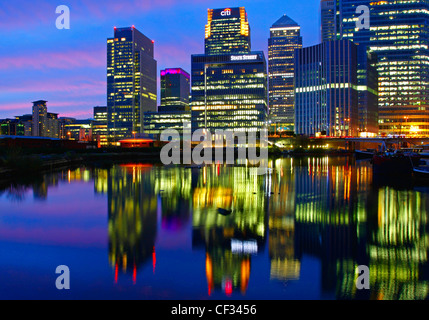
[0,0,321,120]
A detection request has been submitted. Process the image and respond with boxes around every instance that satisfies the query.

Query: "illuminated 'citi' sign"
[221,8,232,16]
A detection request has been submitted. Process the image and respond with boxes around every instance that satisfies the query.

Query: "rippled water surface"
[1,157,428,300]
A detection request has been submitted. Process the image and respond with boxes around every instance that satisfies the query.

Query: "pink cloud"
[0,102,32,113]
[0,78,106,96]
[0,100,100,119]
[0,1,53,29]
[60,109,94,119]
[0,48,106,70]
[0,0,210,30]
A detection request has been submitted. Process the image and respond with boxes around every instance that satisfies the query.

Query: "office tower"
[15,114,32,136]
[94,106,108,121]
[107,26,157,143]
[144,111,192,135]
[160,68,191,111]
[191,7,268,133]
[205,7,251,55]
[358,50,379,136]
[321,1,379,136]
[93,106,108,147]
[294,40,359,137]
[32,100,47,137]
[321,0,339,42]
[46,112,59,138]
[145,68,192,135]
[322,0,429,137]
[268,15,302,134]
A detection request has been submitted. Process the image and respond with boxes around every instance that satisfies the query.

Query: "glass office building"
[322,0,429,137]
[93,106,108,147]
[144,112,192,136]
[205,7,251,55]
[144,68,192,135]
[321,0,338,42]
[295,40,359,137]
[107,27,157,143]
[268,15,302,134]
[191,7,268,133]
[160,68,191,111]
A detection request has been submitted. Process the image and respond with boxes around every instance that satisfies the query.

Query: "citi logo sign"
[221,8,232,16]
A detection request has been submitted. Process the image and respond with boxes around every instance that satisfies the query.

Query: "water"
[0,157,428,300]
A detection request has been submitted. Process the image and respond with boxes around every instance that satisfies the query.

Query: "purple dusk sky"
[0,0,320,120]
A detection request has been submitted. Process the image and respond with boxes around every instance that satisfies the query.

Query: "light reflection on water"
[0,157,428,300]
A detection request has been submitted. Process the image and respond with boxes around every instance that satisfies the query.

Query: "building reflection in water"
[107,164,158,284]
[192,165,268,296]
[3,157,428,299]
[366,187,429,300]
[269,158,300,282]
[267,157,429,300]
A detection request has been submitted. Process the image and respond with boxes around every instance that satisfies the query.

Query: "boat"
[413,159,429,179]
[355,149,376,160]
[372,150,421,175]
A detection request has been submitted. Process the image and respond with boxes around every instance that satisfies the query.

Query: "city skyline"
[0,0,321,120]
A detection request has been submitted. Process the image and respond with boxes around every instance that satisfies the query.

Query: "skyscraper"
[32,100,47,137]
[268,15,302,134]
[144,68,192,135]
[191,7,268,133]
[46,112,59,139]
[320,0,339,42]
[295,40,359,137]
[160,68,191,111]
[107,26,157,143]
[322,0,429,137]
[205,7,251,55]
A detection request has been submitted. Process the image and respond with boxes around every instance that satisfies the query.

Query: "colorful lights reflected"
[0,158,428,299]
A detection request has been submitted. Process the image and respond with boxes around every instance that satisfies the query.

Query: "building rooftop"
[272,14,299,28]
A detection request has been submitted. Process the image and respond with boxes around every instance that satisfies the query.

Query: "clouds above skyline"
[0,0,320,119]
